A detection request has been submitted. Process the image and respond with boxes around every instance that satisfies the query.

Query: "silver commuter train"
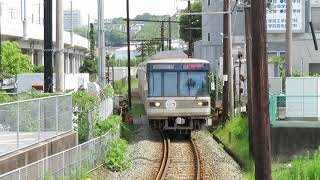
[137,52,212,133]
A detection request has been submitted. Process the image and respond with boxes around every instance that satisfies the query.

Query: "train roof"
[143,58,210,64]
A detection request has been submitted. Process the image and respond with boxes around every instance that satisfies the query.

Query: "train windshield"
[148,71,209,97]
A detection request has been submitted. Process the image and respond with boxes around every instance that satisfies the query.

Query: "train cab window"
[179,72,208,96]
[164,72,178,96]
[149,72,162,96]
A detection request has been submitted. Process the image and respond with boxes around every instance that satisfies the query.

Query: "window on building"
[312,7,320,32]
[208,33,211,42]
[208,0,211,6]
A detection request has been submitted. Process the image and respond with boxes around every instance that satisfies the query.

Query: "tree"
[269,55,285,78]
[107,30,127,47]
[179,0,202,42]
[80,23,98,74]
[0,41,32,79]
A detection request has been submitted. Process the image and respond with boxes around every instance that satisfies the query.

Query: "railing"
[0,129,119,180]
[0,93,73,156]
[269,94,320,127]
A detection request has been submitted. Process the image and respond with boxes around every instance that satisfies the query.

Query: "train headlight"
[150,102,161,107]
[155,102,161,107]
[197,101,209,107]
[197,101,203,106]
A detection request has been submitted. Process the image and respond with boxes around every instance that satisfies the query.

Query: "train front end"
[145,60,212,133]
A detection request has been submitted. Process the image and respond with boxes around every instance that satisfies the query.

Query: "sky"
[0,0,188,25]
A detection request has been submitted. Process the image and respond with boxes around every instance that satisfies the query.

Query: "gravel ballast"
[192,131,244,180]
[91,124,163,180]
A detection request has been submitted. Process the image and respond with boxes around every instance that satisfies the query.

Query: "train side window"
[148,72,162,96]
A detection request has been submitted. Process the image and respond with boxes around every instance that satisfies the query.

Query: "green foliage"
[213,115,254,172]
[80,23,98,75]
[114,80,128,95]
[129,103,145,116]
[102,84,115,98]
[121,121,138,142]
[1,41,33,78]
[107,30,127,47]
[0,92,17,103]
[269,55,285,78]
[32,66,44,73]
[179,0,202,42]
[272,149,320,180]
[72,91,99,143]
[94,115,122,137]
[105,138,130,171]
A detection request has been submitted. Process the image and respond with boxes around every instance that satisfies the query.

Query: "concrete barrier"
[0,131,77,175]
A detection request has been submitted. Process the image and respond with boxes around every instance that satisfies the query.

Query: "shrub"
[105,138,129,171]
[129,103,145,116]
[94,115,122,137]
[102,85,115,98]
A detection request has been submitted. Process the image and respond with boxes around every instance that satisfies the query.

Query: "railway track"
[155,133,201,180]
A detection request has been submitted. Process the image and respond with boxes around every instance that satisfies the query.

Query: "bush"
[105,138,129,171]
[129,103,145,116]
[72,91,99,143]
[32,66,44,73]
[102,85,115,98]
[94,115,122,137]
[272,149,320,180]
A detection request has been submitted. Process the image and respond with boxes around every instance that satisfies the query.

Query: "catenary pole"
[244,0,254,157]
[44,0,53,93]
[56,0,65,92]
[286,0,292,77]
[223,0,233,121]
[126,0,132,109]
[251,0,272,178]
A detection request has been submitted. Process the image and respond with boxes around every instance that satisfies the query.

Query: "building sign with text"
[267,0,305,33]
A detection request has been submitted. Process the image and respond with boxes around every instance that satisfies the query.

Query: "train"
[137,51,212,134]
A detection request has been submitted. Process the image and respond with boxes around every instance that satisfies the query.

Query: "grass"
[213,114,254,170]
[272,149,320,180]
[129,103,145,116]
[213,115,320,180]
[114,77,138,95]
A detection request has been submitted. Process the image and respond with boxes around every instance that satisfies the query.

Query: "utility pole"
[223,0,233,121]
[238,52,242,106]
[23,0,28,40]
[286,0,292,77]
[44,0,53,93]
[56,0,64,92]
[244,0,254,158]
[0,2,2,74]
[161,22,165,51]
[187,0,192,57]
[251,0,272,178]
[169,17,172,50]
[126,0,132,109]
[97,0,106,87]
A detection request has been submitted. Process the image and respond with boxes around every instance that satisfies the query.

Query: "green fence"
[269,94,320,127]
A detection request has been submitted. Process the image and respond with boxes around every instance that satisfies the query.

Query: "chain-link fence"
[0,129,119,180]
[0,94,73,156]
[269,94,320,127]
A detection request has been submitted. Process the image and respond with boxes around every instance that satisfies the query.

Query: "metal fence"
[269,94,320,127]
[0,93,73,156]
[0,129,118,180]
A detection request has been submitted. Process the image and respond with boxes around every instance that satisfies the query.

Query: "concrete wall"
[107,67,138,81]
[0,132,77,175]
[272,127,320,162]
[16,73,89,91]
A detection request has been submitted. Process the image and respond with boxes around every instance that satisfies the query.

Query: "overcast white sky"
[1,0,188,25]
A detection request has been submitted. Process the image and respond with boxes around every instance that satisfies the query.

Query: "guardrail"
[0,129,119,180]
[0,93,73,156]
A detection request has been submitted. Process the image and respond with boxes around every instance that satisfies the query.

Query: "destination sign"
[148,63,209,71]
